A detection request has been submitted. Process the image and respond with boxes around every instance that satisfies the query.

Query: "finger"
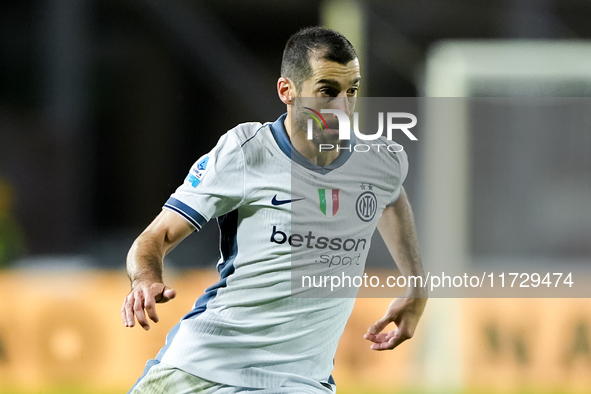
[133,290,150,330]
[144,291,159,323]
[364,332,389,343]
[120,299,128,326]
[155,286,177,303]
[367,315,390,335]
[389,327,409,350]
[389,335,407,350]
[371,329,408,351]
[124,295,135,327]
[371,337,396,351]
[161,287,177,302]
[384,329,398,341]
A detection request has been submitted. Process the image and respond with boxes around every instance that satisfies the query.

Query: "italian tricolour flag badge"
[318,189,340,217]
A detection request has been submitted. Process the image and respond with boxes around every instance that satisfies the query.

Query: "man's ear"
[277,77,295,105]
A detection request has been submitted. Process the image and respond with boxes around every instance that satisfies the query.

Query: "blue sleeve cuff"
[163,197,208,230]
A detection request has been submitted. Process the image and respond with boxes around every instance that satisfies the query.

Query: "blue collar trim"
[269,113,355,175]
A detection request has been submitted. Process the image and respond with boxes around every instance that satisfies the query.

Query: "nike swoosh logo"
[271,195,305,206]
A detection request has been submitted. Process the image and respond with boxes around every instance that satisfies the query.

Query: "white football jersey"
[145,114,408,390]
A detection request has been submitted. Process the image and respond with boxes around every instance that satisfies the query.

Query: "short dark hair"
[281,27,357,92]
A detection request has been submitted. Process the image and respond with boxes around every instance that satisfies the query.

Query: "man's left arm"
[364,187,428,350]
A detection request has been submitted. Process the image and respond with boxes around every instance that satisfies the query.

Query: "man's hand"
[364,296,427,351]
[121,281,177,331]
[368,188,427,350]
[122,210,192,331]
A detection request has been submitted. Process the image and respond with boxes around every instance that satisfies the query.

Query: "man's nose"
[329,95,350,116]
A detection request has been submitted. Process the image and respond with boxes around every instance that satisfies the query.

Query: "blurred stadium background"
[1,0,591,393]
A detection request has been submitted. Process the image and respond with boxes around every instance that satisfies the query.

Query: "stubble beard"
[293,98,340,149]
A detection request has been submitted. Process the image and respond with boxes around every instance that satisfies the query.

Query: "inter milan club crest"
[356,184,377,222]
[318,188,339,217]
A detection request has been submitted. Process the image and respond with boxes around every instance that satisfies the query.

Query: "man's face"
[293,56,361,147]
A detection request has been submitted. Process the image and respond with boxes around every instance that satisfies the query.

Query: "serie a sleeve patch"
[185,155,211,187]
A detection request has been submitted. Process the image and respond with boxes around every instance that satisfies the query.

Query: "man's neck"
[283,116,340,167]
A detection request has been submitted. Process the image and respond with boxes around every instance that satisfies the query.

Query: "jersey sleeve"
[163,132,245,230]
[386,148,409,207]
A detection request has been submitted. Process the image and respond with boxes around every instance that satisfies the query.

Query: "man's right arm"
[121,209,194,331]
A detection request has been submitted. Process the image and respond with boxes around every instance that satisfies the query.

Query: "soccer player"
[121,26,427,393]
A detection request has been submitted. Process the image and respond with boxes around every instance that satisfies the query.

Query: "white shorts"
[129,362,335,394]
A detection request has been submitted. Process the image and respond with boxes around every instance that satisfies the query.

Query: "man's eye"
[320,88,337,96]
[348,87,359,96]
